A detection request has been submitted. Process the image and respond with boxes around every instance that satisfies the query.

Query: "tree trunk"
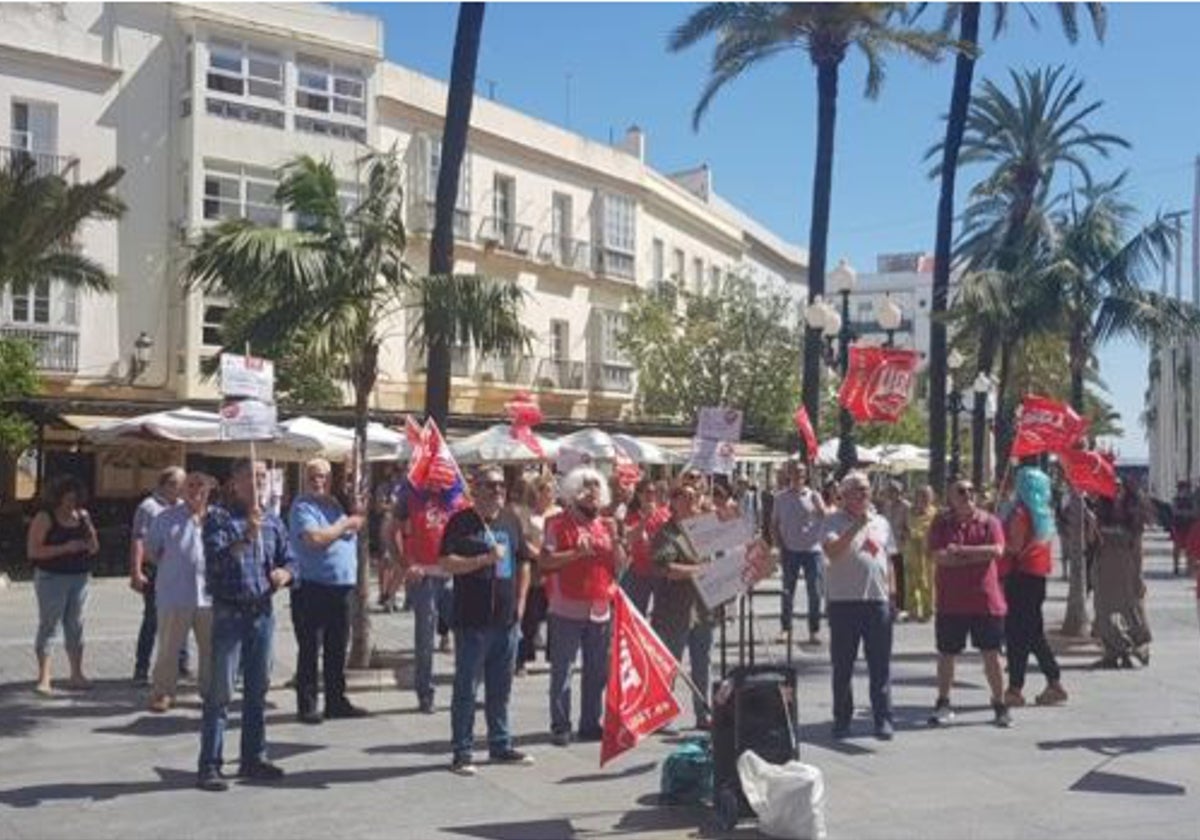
[1061,493,1091,637]
[801,58,839,427]
[993,338,1014,485]
[424,2,485,430]
[928,5,980,499]
[347,347,379,670]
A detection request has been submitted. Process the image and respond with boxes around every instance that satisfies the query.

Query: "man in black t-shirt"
[439,465,534,777]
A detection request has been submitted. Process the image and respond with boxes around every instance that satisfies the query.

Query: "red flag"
[407,419,464,493]
[1061,447,1118,499]
[1012,395,1089,459]
[601,587,681,766]
[403,415,423,448]
[793,406,819,462]
[613,444,642,490]
[837,346,920,423]
[504,391,545,457]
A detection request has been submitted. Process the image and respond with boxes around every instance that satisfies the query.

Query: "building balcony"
[0,327,79,373]
[534,357,585,390]
[475,353,534,386]
[536,234,592,274]
[477,217,533,255]
[594,248,636,281]
[408,200,472,242]
[588,361,634,394]
[2,143,79,182]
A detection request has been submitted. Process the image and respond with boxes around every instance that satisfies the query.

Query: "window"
[205,98,285,129]
[10,100,56,155]
[206,39,282,103]
[493,174,514,228]
[597,194,635,278]
[549,320,569,361]
[426,138,471,209]
[652,239,664,283]
[709,265,721,294]
[599,310,628,364]
[673,248,685,285]
[692,258,704,293]
[11,280,50,325]
[295,55,366,119]
[202,304,228,347]
[552,193,572,241]
[203,163,281,226]
[61,284,78,327]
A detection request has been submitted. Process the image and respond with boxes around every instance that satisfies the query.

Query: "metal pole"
[836,290,856,477]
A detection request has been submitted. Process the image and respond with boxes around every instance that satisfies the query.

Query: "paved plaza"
[0,533,1197,840]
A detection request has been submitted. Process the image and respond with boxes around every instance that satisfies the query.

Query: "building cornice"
[174,3,383,61]
[0,42,121,84]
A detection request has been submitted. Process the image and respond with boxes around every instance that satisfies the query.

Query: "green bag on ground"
[659,734,713,805]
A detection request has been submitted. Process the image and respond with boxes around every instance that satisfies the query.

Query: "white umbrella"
[557,428,618,461]
[449,424,558,465]
[611,433,685,466]
[279,416,408,462]
[874,443,929,474]
[816,437,880,468]
[86,408,223,444]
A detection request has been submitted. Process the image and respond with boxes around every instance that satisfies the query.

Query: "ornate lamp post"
[877,295,904,348]
[971,370,995,488]
[829,259,858,476]
[947,348,965,481]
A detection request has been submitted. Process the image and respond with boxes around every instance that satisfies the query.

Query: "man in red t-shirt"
[927,479,1011,728]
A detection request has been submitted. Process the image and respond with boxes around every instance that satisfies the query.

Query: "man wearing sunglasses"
[927,481,1011,728]
[439,466,534,776]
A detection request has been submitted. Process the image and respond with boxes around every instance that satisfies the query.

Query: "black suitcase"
[711,586,799,831]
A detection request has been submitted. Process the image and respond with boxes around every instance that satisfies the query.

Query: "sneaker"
[148,694,172,714]
[132,672,149,688]
[992,702,1012,729]
[514,665,528,678]
[832,723,851,740]
[238,760,285,781]
[551,730,572,747]
[325,702,369,720]
[418,698,435,715]
[875,719,895,741]
[807,632,822,647]
[297,709,323,725]
[1034,684,1068,706]
[196,769,228,793]
[490,748,534,766]
[1003,688,1026,708]
[576,727,603,744]
[450,755,477,777]
[927,698,954,726]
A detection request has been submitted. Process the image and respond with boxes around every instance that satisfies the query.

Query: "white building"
[0,1,808,453]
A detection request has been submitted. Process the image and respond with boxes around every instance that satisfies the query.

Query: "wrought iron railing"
[0,327,79,372]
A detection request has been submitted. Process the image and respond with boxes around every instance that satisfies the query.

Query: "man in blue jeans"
[130,467,189,685]
[197,459,295,792]
[439,466,534,777]
[771,462,827,645]
[821,471,896,740]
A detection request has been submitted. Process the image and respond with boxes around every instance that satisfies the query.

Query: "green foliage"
[0,155,125,292]
[618,277,802,444]
[0,339,39,455]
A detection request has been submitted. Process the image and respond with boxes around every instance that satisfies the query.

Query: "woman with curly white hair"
[539,466,626,746]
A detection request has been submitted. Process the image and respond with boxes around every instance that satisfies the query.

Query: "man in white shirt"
[821,471,896,740]
[771,462,826,645]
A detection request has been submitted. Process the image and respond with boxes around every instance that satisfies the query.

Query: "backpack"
[659,734,713,805]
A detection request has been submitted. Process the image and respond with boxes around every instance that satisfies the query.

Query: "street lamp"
[971,370,994,487]
[947,348,965,480]
[829,259,858,475]
[129,331,154,384]
[877,294,904,347]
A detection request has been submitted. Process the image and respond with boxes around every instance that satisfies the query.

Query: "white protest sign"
[680,512,773,610]
[219,398,278,442]
[696,407,743,443]
[689,438,736,476]
[220,353,276,402]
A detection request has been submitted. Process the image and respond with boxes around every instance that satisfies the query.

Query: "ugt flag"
[1012,395,1089,459]
[838,346,920,423]
[408,418,465,502]
[601,587,681,766]
[1061,447,1118,499]
[793,405,819,463]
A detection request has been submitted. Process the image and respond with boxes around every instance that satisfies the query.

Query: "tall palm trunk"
[425,2,485,430]
[347,344,379,669]
[801,58,839,426]
[1061,317,1091,636]
[929,4,980,497]
[992,337,1015,485]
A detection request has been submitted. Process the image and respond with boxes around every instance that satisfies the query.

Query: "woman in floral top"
[905,485,938,622]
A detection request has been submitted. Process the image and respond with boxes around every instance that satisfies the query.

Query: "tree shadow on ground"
[364,730,557,758]
[556,761,657,785]
[1039,733,1200,798]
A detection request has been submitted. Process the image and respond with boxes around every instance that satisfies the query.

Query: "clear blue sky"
[344,1,1199,459]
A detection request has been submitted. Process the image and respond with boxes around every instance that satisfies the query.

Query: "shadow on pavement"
[556,761,656,785]
[441,818,578,839]
[364,730,557,758]
[1070,769,1186,796]
[0,766,196,808]
[238,761,445,790]
[1038,731,1200,756]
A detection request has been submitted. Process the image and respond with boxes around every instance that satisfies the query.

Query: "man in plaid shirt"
[197,458,295,792]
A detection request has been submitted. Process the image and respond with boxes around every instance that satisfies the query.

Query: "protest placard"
[220,353,276,402]
[680,512,772,609]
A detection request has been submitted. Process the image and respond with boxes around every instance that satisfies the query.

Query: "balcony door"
[11,101,56,155]
[493,174,515,247]
[551,192,572,264]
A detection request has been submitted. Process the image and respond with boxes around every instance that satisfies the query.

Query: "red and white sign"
[218,398,277,441]
[601,587,681,766]
[838,346,920,423]
[407,419,463,493]
[1012,395,1089,459]
[1061,447,1117,499]
[219,353,275,402]
[696,407,743,443]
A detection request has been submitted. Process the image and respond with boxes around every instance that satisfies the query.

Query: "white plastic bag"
[737,750,828,840]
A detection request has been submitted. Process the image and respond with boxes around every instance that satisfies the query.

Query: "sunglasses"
[955,485,975,496]
[481,480,506,490]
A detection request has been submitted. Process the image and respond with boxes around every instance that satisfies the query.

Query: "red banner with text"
[837,346,920,423]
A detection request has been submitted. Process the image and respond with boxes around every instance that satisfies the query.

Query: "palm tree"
[925,3,1105,495]
[0,154,125,292]
[425,2,486,430]
[950,65,1126,486]
[186,151,528,667]
[669,2,949,430]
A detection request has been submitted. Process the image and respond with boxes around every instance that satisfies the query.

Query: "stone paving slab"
[0,533,1197,839]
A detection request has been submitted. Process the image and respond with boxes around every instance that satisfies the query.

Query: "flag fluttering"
[1011,395,1089,459]
[407,418,466,506]
[838,346,920,423]
[601,587,681,766]
[505,391,545,457]
[793,405,819,463]
[1061,447,1118,499]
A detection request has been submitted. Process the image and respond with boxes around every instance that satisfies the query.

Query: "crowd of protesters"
[22,448,1176,787]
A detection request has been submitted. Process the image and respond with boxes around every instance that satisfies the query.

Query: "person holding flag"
[395,419,467,714]
[439,465,534,776]
[540,466,626,747]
